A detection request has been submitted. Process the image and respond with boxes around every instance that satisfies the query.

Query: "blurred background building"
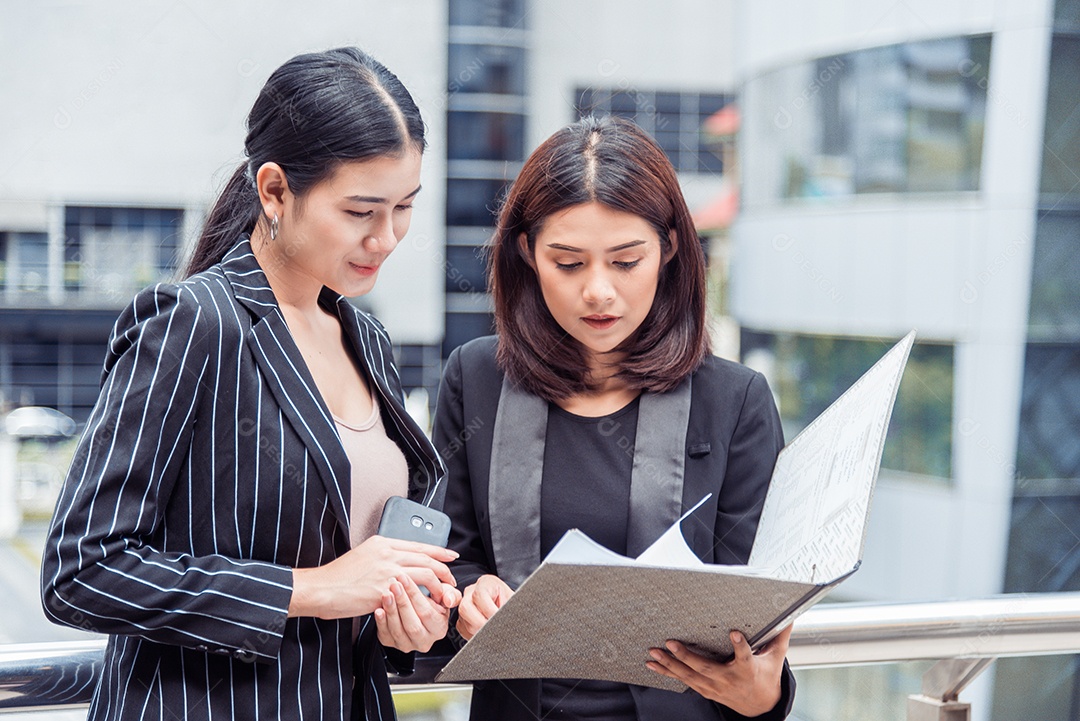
[734,1,1079,718]
[0,1,1077,720]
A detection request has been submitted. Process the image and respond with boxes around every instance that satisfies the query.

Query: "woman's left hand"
[374,575,462,653]
[646,624,791,718]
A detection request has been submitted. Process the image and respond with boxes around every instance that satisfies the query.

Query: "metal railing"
[3,592,1080,719]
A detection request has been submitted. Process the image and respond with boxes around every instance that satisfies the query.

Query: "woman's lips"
[581,315,618,329]
[349,262,379,277]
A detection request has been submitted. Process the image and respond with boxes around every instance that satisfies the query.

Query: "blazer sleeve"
[433,345,494,590]
[713,370,796,721]
[40,283,294,663]
[713,371,785,565]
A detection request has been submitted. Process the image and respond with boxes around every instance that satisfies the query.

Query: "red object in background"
[702,104,740,139]
[692,186,739,231]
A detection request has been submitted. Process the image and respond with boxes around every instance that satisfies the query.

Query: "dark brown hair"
[490,115,709,401]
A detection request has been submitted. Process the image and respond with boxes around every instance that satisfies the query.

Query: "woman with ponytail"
[41,47,457,721]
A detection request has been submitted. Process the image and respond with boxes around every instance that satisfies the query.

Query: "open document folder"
[437,331,916,692]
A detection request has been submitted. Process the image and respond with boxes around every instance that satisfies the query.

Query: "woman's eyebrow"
[346,185,422,204]
[607,240,647,252]
[546,239,648,252]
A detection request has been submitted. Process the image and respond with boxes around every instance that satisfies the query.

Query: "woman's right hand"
[288,535,458,619]
[456,573,514,640]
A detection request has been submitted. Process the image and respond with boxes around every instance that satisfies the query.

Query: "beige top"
[333,401,409,550]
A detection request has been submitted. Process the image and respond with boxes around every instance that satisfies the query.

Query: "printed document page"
[748,331,915,583]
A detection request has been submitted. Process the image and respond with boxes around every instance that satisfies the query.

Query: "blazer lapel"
[626,376,692,556]
[488,375,693,584]
[488,376,546,589]
[221,241,353,537]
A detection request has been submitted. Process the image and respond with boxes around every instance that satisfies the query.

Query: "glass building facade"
[993,2,1080,716]
[575,88,734,174]
[745,35,992,204]
[741,331,955,481]
[738,34,991,489]
[443,0,528,355]
[735,14,1079,716]
[0,206,186,421]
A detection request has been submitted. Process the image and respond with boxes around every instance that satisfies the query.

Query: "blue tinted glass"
[746,34,991,203]
[449,45,526,95]
[1039,35,1080,196]
[1028,211,1080,340]
[446,179,508,227]
[449,0,526,28]
[448,111,525,161]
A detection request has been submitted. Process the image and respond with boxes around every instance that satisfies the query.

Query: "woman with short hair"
[435,115,795,720]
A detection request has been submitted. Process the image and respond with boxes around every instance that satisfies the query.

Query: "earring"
[270,214,279,241]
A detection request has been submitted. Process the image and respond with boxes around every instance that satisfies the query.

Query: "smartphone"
[377,496,452,597]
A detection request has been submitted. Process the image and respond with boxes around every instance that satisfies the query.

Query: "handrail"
[787,592,1080,666]
[3,592,1080,712]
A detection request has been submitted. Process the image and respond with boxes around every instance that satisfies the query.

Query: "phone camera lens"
[410,515,423,527]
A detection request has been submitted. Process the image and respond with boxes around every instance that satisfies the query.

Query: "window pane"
[1055,0,1080,27]
[851,46,906,194]
[741,330,954,479]
[1039,34,1080,196]
[745,35,991,204]
[447,111,525,161]
[906,36,989,192]
[991,656,1080,721]
[63,206,184,299]
[1004,493,1080,592]
[446,179,508,227]
[1028,211,1080,340]
[655,92,681,113]
[443,312,495,356]
[608,90,634,115]
[1015,343,1080,481]
[11,232,48,292]
[449,0,526,28]
[574,87,738,175]
[697,94,731,175]
[445,245,489,293]
[9,339,59,408]
[449,44,526,96]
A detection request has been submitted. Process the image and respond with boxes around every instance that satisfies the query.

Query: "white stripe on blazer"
[41,238,446,721]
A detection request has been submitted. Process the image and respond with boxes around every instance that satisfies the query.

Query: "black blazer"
[41,239,445,721]
[433,336,795,721]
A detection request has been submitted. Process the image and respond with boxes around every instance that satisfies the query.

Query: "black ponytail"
[186,164,262,277]
[184,47,426,277]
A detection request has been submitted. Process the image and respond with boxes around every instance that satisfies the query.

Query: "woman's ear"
[255,162,290,223]
[663,228,679,264]
[517,231,536,270]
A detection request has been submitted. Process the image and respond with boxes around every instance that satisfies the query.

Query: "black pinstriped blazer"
[40,238,445,721]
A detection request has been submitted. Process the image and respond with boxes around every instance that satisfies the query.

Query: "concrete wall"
[0,0,447,344]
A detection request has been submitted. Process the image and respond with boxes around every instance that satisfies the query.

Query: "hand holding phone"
[377,497,452,597]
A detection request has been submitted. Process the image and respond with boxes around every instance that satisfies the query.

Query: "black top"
[539,397,639,556]
[539,398,640,720]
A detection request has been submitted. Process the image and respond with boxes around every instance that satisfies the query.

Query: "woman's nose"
[582,269,616,304]
[366,215,398,254]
